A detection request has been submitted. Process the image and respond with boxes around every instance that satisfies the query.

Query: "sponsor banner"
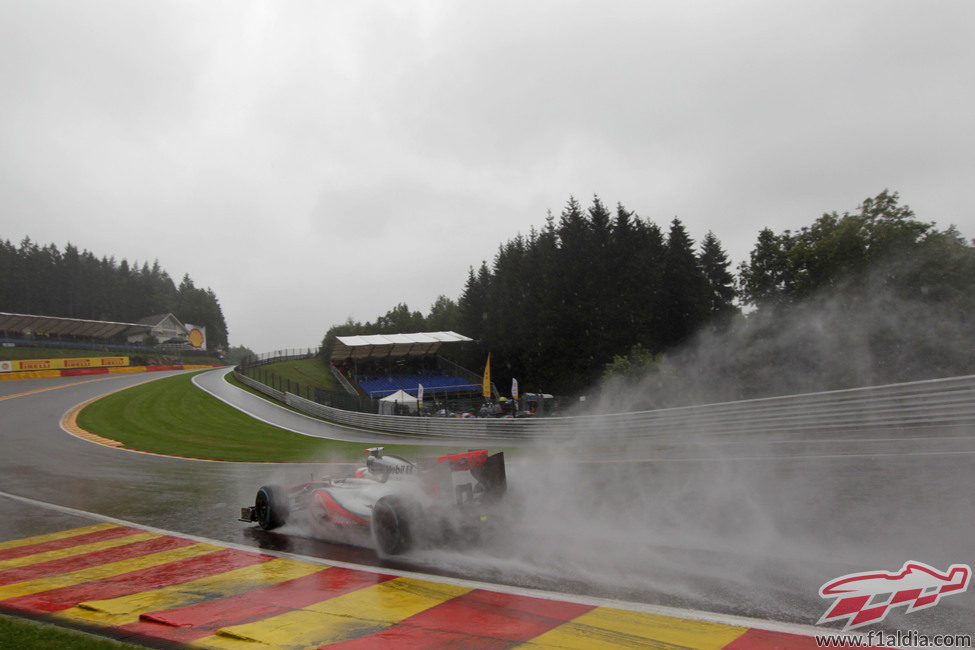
[108,366,148,374]
[0,357,129,372]
[184,323,207,350]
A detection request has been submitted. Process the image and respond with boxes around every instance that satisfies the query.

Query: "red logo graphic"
[819,561,970,630]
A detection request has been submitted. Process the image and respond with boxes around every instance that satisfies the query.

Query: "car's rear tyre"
[372,495,416,555]
[255,485,288,530]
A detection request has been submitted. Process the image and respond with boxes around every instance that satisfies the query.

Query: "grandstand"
[330,332,481,399]
[0,311,211,358]
[0,312,150,341]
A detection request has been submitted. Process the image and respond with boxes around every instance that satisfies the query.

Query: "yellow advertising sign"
[0,357,129,372]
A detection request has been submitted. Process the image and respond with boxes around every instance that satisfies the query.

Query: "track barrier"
[233,367,975,441]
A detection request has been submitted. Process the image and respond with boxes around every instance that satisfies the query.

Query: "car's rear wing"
[471,451,506,497]
[418,450,506,504]
[436,450,488,471]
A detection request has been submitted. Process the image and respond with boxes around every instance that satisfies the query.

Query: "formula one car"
[240,447,506,555]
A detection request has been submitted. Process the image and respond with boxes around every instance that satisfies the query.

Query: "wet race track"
[1,368,974,642]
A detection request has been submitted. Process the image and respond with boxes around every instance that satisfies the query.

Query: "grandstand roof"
[0,312,149,340]
[331,331,473,361]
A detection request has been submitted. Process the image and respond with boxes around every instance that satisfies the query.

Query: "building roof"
[331,331,473,361]
[0,312,150,340]
[135,313,178,326]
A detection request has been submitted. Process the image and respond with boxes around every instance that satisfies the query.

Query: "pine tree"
[659,219,710,348]
[698,231,738,322]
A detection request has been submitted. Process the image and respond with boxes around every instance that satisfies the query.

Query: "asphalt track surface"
[1,368,974,642]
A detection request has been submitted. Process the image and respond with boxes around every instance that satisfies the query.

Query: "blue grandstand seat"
[357,374,478,398]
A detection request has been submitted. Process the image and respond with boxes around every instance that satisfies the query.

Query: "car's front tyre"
[255,485,288,530]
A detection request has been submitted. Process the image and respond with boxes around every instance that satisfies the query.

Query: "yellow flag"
[482,353,491,398]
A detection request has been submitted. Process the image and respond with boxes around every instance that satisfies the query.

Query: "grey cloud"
[1,1,973,351]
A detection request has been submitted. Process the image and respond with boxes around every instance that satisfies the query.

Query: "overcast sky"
[2,1,972,352]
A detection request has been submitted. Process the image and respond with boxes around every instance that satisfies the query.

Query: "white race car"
[240,447,507,555]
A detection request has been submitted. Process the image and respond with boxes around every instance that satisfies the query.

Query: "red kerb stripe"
[326,589,595,648]
[0,547,272,613]
[118,566,395,644]
[0,527,144,562]
[0,536,200,586]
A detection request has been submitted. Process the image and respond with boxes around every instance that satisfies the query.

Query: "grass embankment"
[236,356,339,392]
[224,371,322,419]
[0,613,142,649]
[77,371,451,462]
[0,346,100,360]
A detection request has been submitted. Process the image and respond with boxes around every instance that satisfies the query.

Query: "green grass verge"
[0,614,143,649]
[77,371,462,462]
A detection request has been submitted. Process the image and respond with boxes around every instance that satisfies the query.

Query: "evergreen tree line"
[322,190,972,399]
[457,196,737,393]
[0,237,229,350]
[322,195,739,395]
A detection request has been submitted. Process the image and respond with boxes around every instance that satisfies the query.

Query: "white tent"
[378,389,418,415]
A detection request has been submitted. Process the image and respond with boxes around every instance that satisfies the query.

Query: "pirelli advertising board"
[0,357,129,372]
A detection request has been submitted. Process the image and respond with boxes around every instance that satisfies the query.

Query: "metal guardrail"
[329,362,360,397]
[236,370,286,402]
[238,349,314,369]
[233,368,975,441]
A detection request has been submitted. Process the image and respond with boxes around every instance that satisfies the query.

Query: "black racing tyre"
[255,485,288,530]
[372,495,416,555]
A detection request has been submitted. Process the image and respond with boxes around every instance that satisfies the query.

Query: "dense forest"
[323,190,974,399]
[599,190,975,408]
[0,238,229,350]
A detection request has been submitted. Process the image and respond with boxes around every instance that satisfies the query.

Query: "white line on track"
[192,367,456,443]
[0,374,129,401]
[0,489,843,641]
[192,368,352,437]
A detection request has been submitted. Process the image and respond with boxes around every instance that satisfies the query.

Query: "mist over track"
[0,368,972,636]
